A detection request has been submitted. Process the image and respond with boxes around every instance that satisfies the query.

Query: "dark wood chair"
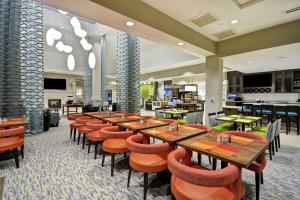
[285,106,300,135]
[242,103,253,116]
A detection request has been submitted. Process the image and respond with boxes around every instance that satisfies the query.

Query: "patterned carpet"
[0,118,300,200]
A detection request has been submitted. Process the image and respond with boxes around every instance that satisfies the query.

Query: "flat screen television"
[164,89,172,96]
[243,73,272,87]
[44,78,66,90]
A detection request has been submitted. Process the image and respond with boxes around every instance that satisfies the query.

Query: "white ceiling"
[143,0,300,41]
[223,42,300,73]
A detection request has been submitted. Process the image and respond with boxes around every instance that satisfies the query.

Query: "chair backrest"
[286,105,300,115]
[261,104,273,111]
[275,118,281,136]
[155,108,164,119]
[265,122,273,142]
[217,111,225,118]
[208,113,218,126]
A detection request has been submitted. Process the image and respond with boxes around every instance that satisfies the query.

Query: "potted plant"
[44,109,51,131]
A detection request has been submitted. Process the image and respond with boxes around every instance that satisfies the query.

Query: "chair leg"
[255,172,260,200]
[297,117,299,135]
[285,116,289,135]
[77,133,81,145]
[73,129,77,142]
[212,158,217,170]
[275,137,278,152]
[13,148,19,168]
[88,141,91,153]
[102,151,106,167]
[94,142,98,159]
[197,153,201,165]
[21,145,24,159]
[144,173,148,200]
[82,134,86,149]
[70,128,73,139]
[111,154,115,176]
[261,172,264,184]
[277,135,281,148]
[127,165,132,187]
[272,141,275,156]
[268,143,272,160]
[208,156,212,165]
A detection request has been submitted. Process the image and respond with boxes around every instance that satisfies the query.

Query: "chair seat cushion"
[78,126,93,134]
[256,109,272,114]
[103,138,128,153]
[129,152,168,173]
[276,111,286,116]
[88,130,105,142]
[171,175,243,200]
[242,108,252,113]
[247,160,266,173]
[0,137,24,151]
[70,123,84,129]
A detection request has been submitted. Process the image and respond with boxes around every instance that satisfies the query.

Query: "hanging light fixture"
[74,27,87,38]
[56,41,64,52]
[80,38,92,50]
[67,54,75,71]
[88,52,96,69]
[58,9,68,15]
[70,17,81,29]
[46,28,62,46]
[63,45,73,53]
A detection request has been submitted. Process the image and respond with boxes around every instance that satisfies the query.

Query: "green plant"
[140,84,155,101]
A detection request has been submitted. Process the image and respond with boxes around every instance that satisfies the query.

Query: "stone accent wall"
[100,35,107,101]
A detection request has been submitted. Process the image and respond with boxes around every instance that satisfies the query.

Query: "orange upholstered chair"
[168,148,245,200]
[77,120,102,148]
[69,116,91,141]
[101,126,133,176]
[222,131,267,200]
[0,126,25,168]
[70,117,97,142]
[126,134,170,200]
[86,122,112,159]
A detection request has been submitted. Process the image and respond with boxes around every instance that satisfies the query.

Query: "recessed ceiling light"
[177,42,184,46]
[125,21,135,27]
[60,26,64,29]
[230,19,238,24]
[277,56,287,59]
[247,61,253,64]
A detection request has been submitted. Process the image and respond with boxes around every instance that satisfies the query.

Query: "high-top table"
[62,104,82,116]
[216,115,261,131]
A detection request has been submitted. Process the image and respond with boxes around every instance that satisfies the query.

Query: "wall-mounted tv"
[44,78,66,90]
[164,89,172,96]
[243,73,272,87]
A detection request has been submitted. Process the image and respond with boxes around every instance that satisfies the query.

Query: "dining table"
[160,109,189,119]
[177,132,268,169]
[0,118,29,129]
[117,119,170,133]
[216,114,262,131]
[102,115,141,125]
[140,125,207,143]
[90,113,123,120]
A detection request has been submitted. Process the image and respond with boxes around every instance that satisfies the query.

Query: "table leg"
[67,106,69,116]
[76,106,78,114]
[221,161,228,169]
[212,158,217,170]
[242,124,245,131]
[233,123,238,130]
[62,106,64,115]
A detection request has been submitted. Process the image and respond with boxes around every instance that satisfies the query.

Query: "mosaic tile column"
[83,37,93,105]
[116,32,140,113]
[100,35,107,101]
[19,0,44,134]
[0,0,24,118]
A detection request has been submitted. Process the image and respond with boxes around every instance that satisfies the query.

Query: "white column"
[91,40,102,100]
[205,55,223,124]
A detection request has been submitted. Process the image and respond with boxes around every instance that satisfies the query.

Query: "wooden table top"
[217,115,261,125]
[117,119,170,132]
[102,116,141,124]
[140,125,207,143]
[177,132,267,168]
[0,118,29,128]
[92,113,123,120]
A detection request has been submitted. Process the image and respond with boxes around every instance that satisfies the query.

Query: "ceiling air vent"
[284,7,300,14]
[192,13,217,27]
[213,29,236,40]
[232,0,264,9]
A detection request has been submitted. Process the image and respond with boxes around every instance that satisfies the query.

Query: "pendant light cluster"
[46,10,96,71]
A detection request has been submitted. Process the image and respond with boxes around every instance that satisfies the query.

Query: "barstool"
[286,106,300,135]
[256,104,273,123]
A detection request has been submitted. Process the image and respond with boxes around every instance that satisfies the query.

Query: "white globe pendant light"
[63,45,73,53]
[56,41,64,52]
[88,52,96,69]
[46,28,62,46]
[74,27,87,38]
[80,38,92,51]
[70,17,81,29]
[67,54,75,71]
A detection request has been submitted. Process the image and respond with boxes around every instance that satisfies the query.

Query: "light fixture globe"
[63,45,73,53]
[88,52,96,69]
[58,9,68,15]
[46,28,62,46]
[67,54,75,71]
[74,27,87,38]
[70,17,81,29]
[80,38,92,51]
[56,41,64,52]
